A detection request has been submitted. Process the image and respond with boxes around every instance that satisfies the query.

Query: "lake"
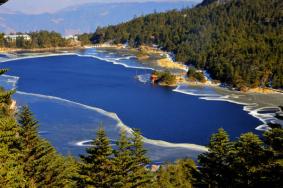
[0,48,261,162]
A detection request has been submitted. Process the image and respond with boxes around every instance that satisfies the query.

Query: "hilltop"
[92,0,283,90]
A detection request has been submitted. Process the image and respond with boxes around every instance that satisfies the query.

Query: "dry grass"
[156,58,186,70]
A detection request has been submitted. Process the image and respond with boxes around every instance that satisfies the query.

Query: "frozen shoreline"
[173,84,283,130]
[1,48,282,160]
[2,48,282,130]
[0,52,208,161]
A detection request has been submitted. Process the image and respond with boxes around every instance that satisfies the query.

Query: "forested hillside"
[92,0,283,89]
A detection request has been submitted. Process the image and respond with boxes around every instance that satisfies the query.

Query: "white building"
[4,34,31,41]
[63,35,78,40]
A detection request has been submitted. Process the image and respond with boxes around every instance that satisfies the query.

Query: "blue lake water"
[0,49,261,161]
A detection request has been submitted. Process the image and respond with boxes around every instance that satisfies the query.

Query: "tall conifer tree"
[198,128,235,187]
[19,106,77,187]
[78,127,114,187]
[113,129,134,187]
[129,129,152,187]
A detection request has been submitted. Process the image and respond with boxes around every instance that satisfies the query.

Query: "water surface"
[0,49,261,161]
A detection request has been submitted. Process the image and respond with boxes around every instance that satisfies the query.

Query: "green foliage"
[187,67,206,82]
[113,130,138,187]
[153,71,177,86]
[0,68,8,75]
[128,129,152,187]
[0,117,22,150]
[18,106,78,187]
[77,128,152,188]
[0,90,15,117]
[78,127,114,187]
[0,69,15,117]
[151,159,197,188]
[0,31,91,49]
[93,0,283,89]
[198,128,235,187]
[199,128,283,187]
[264,128,283,158]
[0,144,25,188]
[0,117,24,186]
[78,33,93,46]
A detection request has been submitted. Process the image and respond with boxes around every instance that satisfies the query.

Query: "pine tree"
[264,128,283,158]
[112,129,152,188]
[0,116,22,151]
[198,128,235,187]
[0,68,15,117]
[18,106,77,187]
[0,143,25,187]
[152,159,197,188]
[78,127,114,188]
[112,130,134,187]
[129,129,152,187]
[0,117,25,187]
[232,133,275,187]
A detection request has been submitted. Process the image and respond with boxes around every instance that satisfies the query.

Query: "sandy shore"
[96,44,282,92]
[214,86,283,110]
[2,44,282,113]
[96,44,187,73]
[96,44,283,112]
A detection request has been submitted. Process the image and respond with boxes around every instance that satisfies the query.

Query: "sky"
[2,0,200,14]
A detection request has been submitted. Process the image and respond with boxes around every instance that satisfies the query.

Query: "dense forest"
[0,31,91,49]
[92,0,283,89]
[0,68,282,187]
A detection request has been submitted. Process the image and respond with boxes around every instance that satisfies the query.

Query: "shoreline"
[2,45,282,97]
[95,44,283,95]
[95,44,187,73]
[95,44,283,129]
[0,46,86,54]
[0,47,281,161]
[2,46,282,130]
[2,44,282,95]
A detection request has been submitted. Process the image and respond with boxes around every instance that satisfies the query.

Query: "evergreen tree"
[0,117,22,151]
[0,143,25,187]
[78,127,114,188]
[0,68,15,117]
[264,128,283,158]
[129,129,152,187]
[232,133,276,187]
[198,129,283,187]
[18,106,77,187]
[152,159,197,188]
[112,130,134,187]
[0,117,25,187]
[112,129,152,188]
[198,128,235,187]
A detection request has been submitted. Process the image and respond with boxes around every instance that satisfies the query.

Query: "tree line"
[91,0,283,89]
[0,68,282,187]
[0,31,92,49]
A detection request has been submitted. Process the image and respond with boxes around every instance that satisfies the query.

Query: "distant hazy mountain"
[0,1,195,35]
